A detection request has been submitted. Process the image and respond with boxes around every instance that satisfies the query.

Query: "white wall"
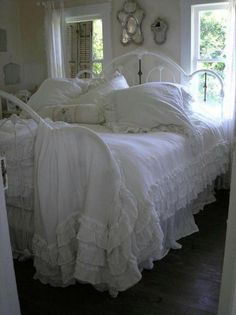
[218,145,236,315]
[0,0,47,93]
[0,0,22,93]
[111,0,181,63]
[18,0,47,91]
[1,0,182,90]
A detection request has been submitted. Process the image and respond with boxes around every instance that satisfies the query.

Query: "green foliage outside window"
[200,10,227,67]
[92,19,103,74]
[92,62,102,74]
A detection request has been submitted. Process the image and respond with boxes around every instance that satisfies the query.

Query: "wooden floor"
[14,190,229,315]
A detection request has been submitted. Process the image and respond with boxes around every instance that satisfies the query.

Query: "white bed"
[0,50,229,296]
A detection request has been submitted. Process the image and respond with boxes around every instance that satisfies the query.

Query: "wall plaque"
[0,29,7,52]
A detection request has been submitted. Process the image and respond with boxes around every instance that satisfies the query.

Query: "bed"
[0,50,229,297]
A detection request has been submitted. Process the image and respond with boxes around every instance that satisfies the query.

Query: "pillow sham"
[104,82,194,132]
[71,72,129,105]
[153,82,194,110]
[27,78,87,111]
[37,103,104,124]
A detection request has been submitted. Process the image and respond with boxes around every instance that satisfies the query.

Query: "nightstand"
[1,99,21,118]
[0,90,31,119]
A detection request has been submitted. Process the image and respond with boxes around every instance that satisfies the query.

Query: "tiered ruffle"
[4,131,35,256]
[32,140,228,295]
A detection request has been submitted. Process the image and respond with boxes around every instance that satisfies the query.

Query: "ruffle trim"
[7,205,34,254]
[32,196,200,294]
[105,121,194,138]
[32,182,207,294]
[32,180,165,290]
[32,141,228,294]
[148,141,228,222]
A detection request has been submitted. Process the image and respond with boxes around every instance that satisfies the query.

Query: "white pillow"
[104,82,193,132]
[71,72,129,105]
[38,103,104,124]
[27,78,87,111]
[154,82,194,110]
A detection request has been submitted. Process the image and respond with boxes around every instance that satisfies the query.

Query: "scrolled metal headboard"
[102,48,224,103]
[0,49,225,123]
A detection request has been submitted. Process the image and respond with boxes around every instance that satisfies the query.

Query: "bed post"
[203,72,207,102]
[138,58,142,84]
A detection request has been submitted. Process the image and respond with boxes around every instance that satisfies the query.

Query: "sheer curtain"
[44,1,65,78]
[224,0,236,145]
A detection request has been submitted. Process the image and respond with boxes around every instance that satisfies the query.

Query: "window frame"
[191,3,227,72]
[180,0,227,74]
[64,3,112,76]
[180,0,228,118]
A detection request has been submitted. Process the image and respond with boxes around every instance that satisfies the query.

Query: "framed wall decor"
[117,0,145,45]
[0,29,7,52]
[3,62,21,85]
[151,18,168,45]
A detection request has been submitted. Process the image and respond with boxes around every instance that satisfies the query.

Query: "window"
[64,3,112,78]
[191,3,227,116]
[191,3,227,75]
[66,19,103,78]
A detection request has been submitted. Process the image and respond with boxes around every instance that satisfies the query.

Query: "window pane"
[92,19,103,60]
[199,10,227,60]
[197,61,225,77]
[92,62,102,74]
[66,18,104,78]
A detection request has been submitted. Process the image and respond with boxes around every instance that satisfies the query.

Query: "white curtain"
[224,0,236,144]
[44,1,65,78]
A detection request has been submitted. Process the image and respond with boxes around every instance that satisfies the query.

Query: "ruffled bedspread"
[0,111,229,295]
[0,118,37,255]
[32,121,145,293]
[30,115,228,295]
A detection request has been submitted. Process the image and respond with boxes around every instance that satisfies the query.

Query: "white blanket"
[33,121,157,293]
[31,114,228,295]
[0,108,229,295]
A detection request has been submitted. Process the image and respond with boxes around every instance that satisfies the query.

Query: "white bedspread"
[0,112,229,295]
[32,121,148,293]
[30,114,228,295]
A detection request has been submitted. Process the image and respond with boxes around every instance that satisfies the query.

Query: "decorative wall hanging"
[151,17,168,45]
[0,29,7,52]
[3,62,21,85]
[117,0,145,45]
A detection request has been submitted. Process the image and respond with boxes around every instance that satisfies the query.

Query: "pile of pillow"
[23,71,194,131]
[23,71,129,124]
